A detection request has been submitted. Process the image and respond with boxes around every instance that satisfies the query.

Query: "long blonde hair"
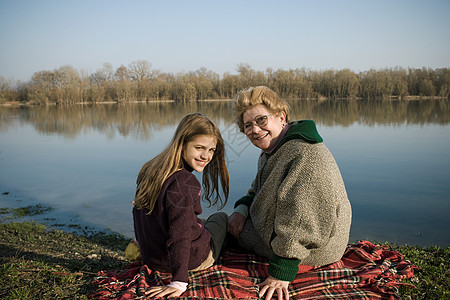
[133,113,229,213]
[233,86,291,132]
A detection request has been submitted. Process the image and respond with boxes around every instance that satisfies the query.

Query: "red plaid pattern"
[91,241,415,299]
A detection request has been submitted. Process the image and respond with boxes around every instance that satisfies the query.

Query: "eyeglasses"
[242,115,271,133]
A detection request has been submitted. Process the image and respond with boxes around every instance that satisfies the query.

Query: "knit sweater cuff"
[234,204,249,218]
[268,254,300,282]
[234,192,255,208]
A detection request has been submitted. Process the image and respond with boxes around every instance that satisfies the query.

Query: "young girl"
[133,113,229,298]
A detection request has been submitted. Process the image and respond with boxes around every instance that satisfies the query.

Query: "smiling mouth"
[255,132,269,140]
[195,160,207,166]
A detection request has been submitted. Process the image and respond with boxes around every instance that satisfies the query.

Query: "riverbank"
[1,95,447,107]
[0,221,128,299]
[0,210,448,299]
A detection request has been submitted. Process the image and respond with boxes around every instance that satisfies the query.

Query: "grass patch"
[0,221,129,299]
[384,243,449,299]
[0,257,83,299]
[0,204,53,218]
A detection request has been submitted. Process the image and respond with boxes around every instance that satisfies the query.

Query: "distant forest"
[1,61,449,104]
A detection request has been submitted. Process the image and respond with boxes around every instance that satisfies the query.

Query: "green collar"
[270,120,323,155]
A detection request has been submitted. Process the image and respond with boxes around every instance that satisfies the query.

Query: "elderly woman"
[227,86,352,300]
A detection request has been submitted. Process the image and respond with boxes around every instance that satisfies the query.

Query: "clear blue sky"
[1,0,449,81]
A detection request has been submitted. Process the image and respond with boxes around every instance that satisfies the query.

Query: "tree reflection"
[1,99,449,139]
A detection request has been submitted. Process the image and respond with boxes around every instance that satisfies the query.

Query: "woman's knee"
[205,212,228,260]
[208,211,228,223]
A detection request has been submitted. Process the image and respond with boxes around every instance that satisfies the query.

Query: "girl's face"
[242,104,286,151]
[182,134,217,172]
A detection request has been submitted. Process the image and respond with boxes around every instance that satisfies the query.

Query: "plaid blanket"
[91,240,415,299]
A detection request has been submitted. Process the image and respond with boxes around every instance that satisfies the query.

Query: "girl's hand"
[258,276,290,300]
[227,212,246,238]
[145,285,184,298]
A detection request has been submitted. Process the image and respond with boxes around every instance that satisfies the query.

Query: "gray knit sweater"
[235,120,352,281]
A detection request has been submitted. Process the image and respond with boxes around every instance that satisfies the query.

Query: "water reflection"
[1,99,449,138]
[1,100,449,247]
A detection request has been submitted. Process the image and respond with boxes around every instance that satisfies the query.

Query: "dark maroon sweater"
[133,169,211,283]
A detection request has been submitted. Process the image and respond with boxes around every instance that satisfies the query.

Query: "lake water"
[1,100,449,247]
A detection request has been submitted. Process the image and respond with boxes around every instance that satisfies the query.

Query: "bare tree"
[128,60,152,82]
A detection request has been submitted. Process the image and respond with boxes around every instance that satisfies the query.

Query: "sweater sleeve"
[164,173,201,283]
[271,145,339,264]
[268,254,300,281]
[234,178,256,209]
[234,190,256,208]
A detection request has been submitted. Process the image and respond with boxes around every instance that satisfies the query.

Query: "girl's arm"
[165,172,202,283]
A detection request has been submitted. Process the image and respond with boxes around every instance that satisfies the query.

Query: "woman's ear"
[278,111,287,124]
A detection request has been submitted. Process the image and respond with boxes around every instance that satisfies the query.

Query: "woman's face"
[242,104,286,151]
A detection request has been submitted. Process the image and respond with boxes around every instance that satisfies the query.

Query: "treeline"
[1,61,449,104]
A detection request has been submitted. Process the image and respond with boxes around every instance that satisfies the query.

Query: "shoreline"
[1,193,447,248]
[1,95,447,107]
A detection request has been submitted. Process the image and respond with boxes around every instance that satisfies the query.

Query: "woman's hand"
[145,285,184,298]
[258,276,290,300]
[227,212,246,238]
